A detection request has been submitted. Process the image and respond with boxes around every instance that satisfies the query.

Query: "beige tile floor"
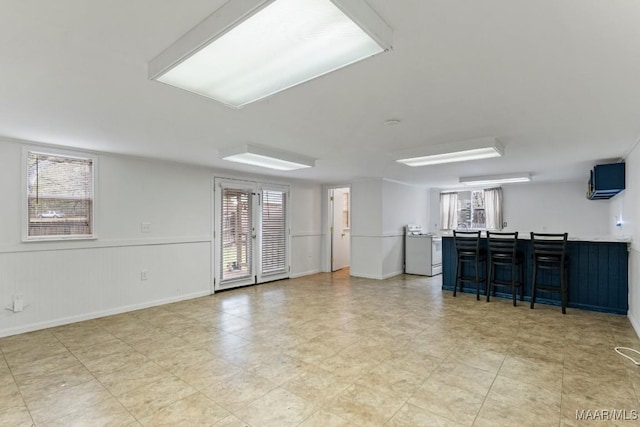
[1,270,640,426]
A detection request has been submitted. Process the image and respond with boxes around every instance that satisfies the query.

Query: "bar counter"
[442,235,629,314]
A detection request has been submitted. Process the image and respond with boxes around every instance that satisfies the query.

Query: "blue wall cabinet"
[588,162,625,200]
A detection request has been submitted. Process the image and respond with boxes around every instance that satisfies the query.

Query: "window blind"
[27,151,94,237]
[221,188,252,282]
[261,189,287,275]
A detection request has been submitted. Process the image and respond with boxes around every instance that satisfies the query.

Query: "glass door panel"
[215,180,255,290]
[221,188,252,283]
[258,188,289,282]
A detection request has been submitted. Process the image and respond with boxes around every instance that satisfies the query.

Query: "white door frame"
[321,184,351,273]
[214,178,257,291]
[213,177,291,291]
[330,187,351,271]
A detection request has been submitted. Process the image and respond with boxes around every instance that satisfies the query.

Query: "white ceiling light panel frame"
[219,144,316,170]
[395,137,504,167]
[148,0,393,108]
[459,173,531,186]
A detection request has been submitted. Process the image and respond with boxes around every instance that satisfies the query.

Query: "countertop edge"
[439,233,631,243]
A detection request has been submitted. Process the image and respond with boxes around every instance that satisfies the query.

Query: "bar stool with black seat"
[530,232,569,314]
[453,230,487,300]
[487,231,524,306]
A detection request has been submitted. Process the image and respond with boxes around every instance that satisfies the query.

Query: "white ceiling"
[1,0,639,188]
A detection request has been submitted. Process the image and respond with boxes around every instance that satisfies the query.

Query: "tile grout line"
[611,316,640,419]
[470,317,519,427]
[55,325,144,426]
[381,327,434,425]
[0,346,36,426]
[559,317,570,427]
[390,336,463,426]
[385,328,444,424]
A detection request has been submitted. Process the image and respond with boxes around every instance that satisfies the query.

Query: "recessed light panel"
[395,137,504,167]
[459,173,531,186]
[150,0,392,108]
[220,144,316,170]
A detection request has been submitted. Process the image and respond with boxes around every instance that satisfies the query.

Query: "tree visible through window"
[440,188,503,230]
[27,151,94,238]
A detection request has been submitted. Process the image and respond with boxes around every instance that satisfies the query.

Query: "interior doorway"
[330,187,350,271]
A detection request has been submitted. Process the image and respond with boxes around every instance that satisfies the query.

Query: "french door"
[214,178,290,291]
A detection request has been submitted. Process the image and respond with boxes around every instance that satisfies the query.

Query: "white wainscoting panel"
[382,235,404,279]
[0,241,211,337]
[350,236,383,279]
[290,233,323,278]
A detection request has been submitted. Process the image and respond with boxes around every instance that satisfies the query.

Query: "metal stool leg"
[454,257,460,297]
[561,265,568,314]
[530,261,537,309]
[519,259,524,301]
[475,257,480,301]
[487,260,494,302]
[484,262,488,298]
[511,262,517,306]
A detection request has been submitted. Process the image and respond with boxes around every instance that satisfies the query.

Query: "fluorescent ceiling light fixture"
[220,144,315,171]
[148,0,392,108]
[459,173,531,186]
[396,137,504,167]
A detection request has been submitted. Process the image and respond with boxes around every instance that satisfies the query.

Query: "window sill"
[23,235,98,243]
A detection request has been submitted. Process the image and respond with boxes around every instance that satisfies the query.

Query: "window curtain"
[484,187,503,230]
[440,192,458,230]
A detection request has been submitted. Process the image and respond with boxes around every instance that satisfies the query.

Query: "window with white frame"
[440,187,503,230]
[26,150,95,239]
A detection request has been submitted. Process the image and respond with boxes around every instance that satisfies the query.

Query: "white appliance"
[405,224,442,276]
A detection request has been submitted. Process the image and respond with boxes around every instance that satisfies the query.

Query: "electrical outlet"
[12,294,24,313]
[141,222,151,233]
[141,270,148,281]
[503,221,507,228]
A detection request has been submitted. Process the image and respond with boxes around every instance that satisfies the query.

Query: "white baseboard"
[290,269,321,279]
[0,290,211,338]
[350,271,383,280]
[628,312,640,340]
[382,270,403,279]
[350,270,403,280]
